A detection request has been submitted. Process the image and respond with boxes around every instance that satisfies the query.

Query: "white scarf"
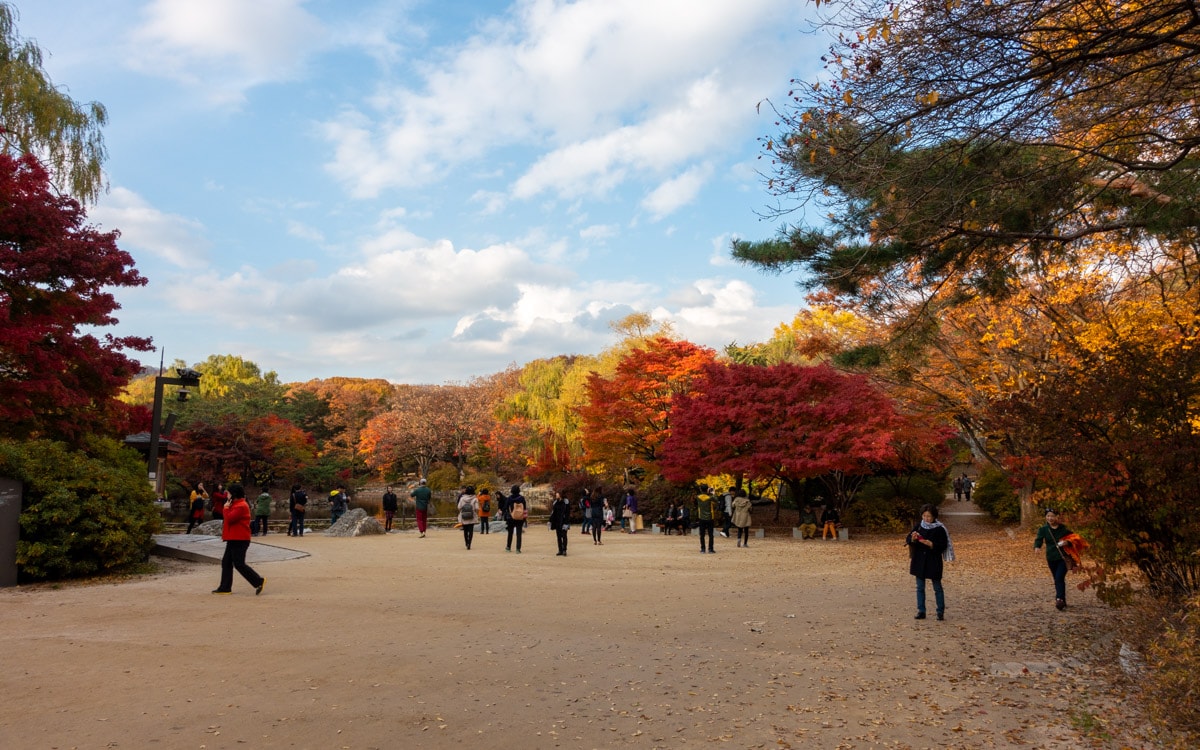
[920,519,956,562]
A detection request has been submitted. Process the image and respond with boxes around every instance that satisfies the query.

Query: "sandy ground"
[0,511,1159,749]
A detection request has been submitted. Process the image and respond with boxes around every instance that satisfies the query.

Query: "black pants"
[479,517,490,533]
[288,510,305,536]
[592,519,603,543]
[186,515,202,534]
[556,528,568,553]
[255,514,269,535]
[218,540,263,592]
[462,523,474,548]
[507,522,524,551]
[737,527,751,545]
[698,520,714,551]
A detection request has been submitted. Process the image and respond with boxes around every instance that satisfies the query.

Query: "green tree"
[0,3,107,202]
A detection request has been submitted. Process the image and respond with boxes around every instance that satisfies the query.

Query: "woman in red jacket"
[212,483,266,595]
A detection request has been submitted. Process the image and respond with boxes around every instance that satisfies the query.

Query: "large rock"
[325,507,385,537]
[193,520,223,536]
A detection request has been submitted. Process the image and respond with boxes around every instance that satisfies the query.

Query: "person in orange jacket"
[211,483,266,596]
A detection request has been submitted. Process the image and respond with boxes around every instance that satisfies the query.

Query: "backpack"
[481,499,491,513]
[510,502,527,521]
[461,500,476,522]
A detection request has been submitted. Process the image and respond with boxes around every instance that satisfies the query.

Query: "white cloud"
[641,163,715,220]
[128,0,326,104]
[579,223,619,241]
[90,187,210,269]
[321,0,804,198]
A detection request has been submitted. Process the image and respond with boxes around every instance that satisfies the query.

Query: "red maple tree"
[0,154,151,442]
[660,362,908,508]
[579,336,716,478]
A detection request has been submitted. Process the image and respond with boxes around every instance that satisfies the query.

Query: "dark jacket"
[907,524,948,580]
[549,498,571,530]
[1034,523,1072,563]
[382,491,398,512]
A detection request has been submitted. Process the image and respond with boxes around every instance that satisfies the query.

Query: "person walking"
[960,473,974,503]
[506,484,527,553]
[457,485,479,550]
[477,487,493,534]
[288,484,307,537]
[550,490,571,556]
[410,479,432,538]
[382,486,398,532]
[254,487,272,536]
[211,483,266,596]
[696,486,716,554]
[209,483,229,521]
[186,481,208,534]
[732,489,752,547]
[952,475,963,502]
[906,504,954,620]
[1034,509,1075,611]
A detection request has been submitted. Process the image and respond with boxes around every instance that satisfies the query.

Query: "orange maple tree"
[579,336,716,480]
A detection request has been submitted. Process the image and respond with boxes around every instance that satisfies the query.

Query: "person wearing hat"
[1034,509,1074,610]
[410,478,432,537]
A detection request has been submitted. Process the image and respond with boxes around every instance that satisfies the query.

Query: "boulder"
[194,520,223,536]
[325,507,385,537]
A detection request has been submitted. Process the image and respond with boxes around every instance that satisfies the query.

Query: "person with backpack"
[550,490,571,556]
[288,484,307,536]
[505,484,527,553]
[457,485,480,550]
[477,487,492,534]
[381,486,398,532]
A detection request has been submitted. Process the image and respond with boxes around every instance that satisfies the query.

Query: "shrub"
[1144,594,1200,745]
[973,466,1020,523]
[425,464,461,491]
[846,476,944,532]
[0,437,161,581]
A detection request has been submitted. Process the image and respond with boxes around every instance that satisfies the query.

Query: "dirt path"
[0,509,1156,749]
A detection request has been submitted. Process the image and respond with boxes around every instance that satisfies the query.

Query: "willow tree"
[0,3,107,203]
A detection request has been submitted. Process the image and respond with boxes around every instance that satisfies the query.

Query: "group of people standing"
[454,484,528,552]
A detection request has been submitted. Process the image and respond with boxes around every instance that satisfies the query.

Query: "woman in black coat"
[906,504,954,620]
[549,491,571,556]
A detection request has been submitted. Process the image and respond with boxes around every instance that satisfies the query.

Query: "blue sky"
[18,0,823,384]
